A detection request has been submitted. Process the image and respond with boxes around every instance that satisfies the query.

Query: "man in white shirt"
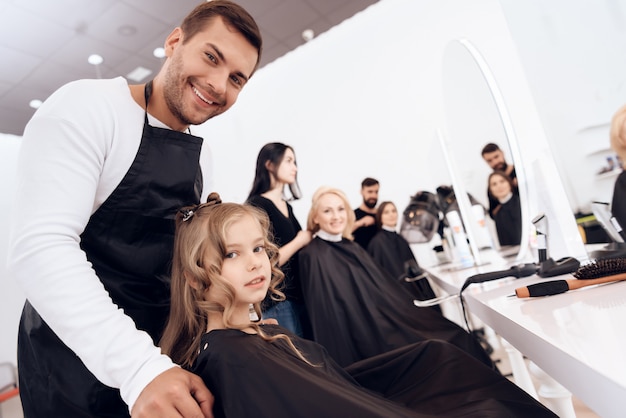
[7,2,261,417]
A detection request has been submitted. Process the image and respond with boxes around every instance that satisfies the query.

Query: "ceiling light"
[302,29,314,42]
[29,99,43,109]
[87,54,104,65]
[126,66,153,82]
[153,47,165,59]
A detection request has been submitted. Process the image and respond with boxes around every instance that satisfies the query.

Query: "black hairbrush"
[515,257,626,298]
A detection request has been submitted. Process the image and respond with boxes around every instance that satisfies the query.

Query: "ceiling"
[0,0,378,136]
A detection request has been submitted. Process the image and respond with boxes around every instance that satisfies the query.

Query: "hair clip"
[181,208,195,222]
[206,192,222,205]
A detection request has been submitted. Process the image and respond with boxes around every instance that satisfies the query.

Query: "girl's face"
[489,174,512,200]
[275,148,297,185]
[209,214,271,310]
[313,192,347,235]
[381,203,398,228]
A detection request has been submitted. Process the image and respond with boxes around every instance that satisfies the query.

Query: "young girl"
[159,193,556,418]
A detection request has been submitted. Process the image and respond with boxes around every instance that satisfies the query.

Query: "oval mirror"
[441,38,531,263]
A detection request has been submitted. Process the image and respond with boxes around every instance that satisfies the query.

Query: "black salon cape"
[191,325,556,418]
[298,237,493,367]
[367,229,439,302]
[612,170,626,230]
[493,194,522,246]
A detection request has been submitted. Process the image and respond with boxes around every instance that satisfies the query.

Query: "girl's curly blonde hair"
[160,193,310,367]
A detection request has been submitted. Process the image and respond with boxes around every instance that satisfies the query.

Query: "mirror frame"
[441,38,531,263]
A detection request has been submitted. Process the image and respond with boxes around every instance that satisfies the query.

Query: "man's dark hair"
[181,0,263,74]
[361,177,379,188]
[481,143,501,156]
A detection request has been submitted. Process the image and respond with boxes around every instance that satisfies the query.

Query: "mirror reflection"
[441,39,528,260]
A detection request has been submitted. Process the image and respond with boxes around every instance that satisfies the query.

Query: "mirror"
[440,38,531,263]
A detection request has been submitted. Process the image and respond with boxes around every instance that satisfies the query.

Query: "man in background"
[353,177,379,248]
[481,143,518,218]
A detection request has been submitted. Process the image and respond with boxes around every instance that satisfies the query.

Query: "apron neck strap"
[142,80,191,134]
[143,80,153,126]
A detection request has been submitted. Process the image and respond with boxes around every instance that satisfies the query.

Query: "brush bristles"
[573,257,626,279]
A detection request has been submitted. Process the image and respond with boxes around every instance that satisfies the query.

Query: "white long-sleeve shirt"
[7,77,213,411]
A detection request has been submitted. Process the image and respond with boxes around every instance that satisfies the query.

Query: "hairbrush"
[514,257,626,298]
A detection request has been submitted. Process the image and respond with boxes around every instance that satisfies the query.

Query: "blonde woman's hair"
[160,193,310,367]
[610,104,626,165]
[306,186,355,239]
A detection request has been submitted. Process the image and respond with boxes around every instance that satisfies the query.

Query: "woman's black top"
[493,194,522,246]
[247,195,304,306]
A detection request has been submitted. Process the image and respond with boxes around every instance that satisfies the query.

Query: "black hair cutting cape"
[191,325,556,417]
[299,237,492,367]
[367,229,439,302]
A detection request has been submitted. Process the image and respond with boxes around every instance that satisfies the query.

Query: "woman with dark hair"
[488,171,522,247]
[246,142,312,337]
[367,201,439,306]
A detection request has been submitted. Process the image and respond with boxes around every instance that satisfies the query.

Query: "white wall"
[500,0,626,213]
[0,134,23,367]
[199,0,533,224]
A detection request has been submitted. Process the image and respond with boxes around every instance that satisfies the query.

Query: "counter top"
[424,252,626,417]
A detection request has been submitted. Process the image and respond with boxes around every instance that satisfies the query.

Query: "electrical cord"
[457,263,538,332]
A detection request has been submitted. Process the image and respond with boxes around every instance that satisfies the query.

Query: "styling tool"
[460,263,538,292]
[532,213,548,262]
[530,212,581,277]
[537,256,580,278]
[589,202,626,260]
[515,257,626,298]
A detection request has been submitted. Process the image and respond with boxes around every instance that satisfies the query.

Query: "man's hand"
[131,367,214,418]
[362,216,375,227]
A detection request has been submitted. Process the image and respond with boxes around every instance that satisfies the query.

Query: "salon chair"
[0,362,19,418]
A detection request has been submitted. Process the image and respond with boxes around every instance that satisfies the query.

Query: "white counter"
[425,254,626,418]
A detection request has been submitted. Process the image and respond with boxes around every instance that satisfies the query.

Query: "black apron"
[17,81,204,417]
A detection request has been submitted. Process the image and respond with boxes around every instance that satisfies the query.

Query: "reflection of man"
[353,177,379,248]
[481,143,518,218]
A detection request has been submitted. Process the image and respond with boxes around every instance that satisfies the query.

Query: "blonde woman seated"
[298,186,493,368]
[160,193,556,418]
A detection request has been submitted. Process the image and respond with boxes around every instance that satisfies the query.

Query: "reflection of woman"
[367,201,439,305]
[247,143,312,337]
[299,186,493,368]
[488,171,522,246]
